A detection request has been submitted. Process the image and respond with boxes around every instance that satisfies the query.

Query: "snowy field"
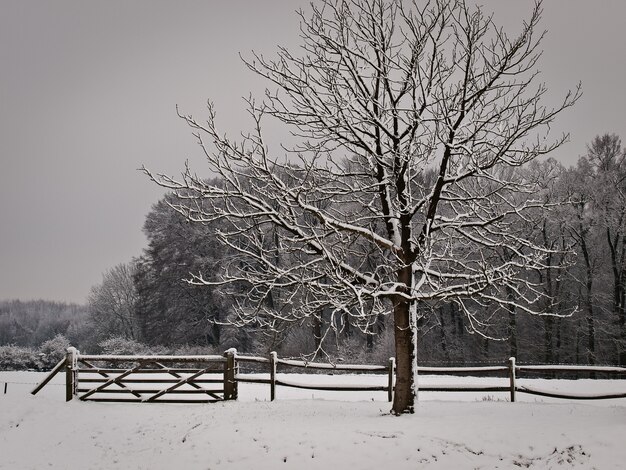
[1,371,625,469]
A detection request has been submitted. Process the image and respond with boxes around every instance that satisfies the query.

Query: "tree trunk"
[366,327,374,352]
[391,295,416,414]
[439,306,450,364]
[312,315,322,351]
[555,317,562,363]
[607,229,626,364]
[506,285,517,359]
[580,233,596,366]
[544,316,554,363]
[509,310,517,359]
[575,317,581,364]
[616,265,626,362]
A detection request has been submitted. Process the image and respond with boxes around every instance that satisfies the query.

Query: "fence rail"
[29,349,626,403]
[234,352,395,402]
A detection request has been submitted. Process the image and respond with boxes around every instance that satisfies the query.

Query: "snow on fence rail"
[30,349,626,403]
[235,352,395,401]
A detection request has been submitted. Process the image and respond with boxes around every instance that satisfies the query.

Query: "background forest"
[2,134,625,370]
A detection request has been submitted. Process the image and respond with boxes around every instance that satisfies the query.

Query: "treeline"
[2,134,625,367]
[0,300,88,370]
[0,300,89,348]
[84,133,626,366]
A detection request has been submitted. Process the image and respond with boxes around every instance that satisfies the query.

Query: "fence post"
[508,356,516,403]
[223,349,237,401]
[65,347,78,402]
[270,351,277,401]
[388,357,395,402]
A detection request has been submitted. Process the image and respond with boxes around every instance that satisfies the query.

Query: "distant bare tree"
[87,262,139,342]
[145,0,579,414]
[584,134,626,364]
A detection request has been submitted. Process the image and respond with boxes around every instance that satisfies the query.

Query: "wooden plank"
[76,388,224,394]
[235,355,270,364]
[76,368,224,374]
[78,378,223,384]
[85,398,222,403]
[509,357,516,402]
[31,357,66,395]
[417,385,510,393]
[66,347,77,402]
[276,358,388,372]
[270,352,277,401]
[416,366,508,374]
[78,354,226,362]
[234,376,271,384]
[516,364,626,374]
[387,357,395,402]
[223,350,237,400]
[517,386,626,400]
[275,378,387,392]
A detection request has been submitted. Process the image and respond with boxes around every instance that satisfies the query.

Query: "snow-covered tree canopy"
[145,0,579,414]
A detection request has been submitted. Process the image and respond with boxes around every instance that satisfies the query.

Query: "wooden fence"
[235,351,396,402]
[416,357,626,401]
[31,349,626,403]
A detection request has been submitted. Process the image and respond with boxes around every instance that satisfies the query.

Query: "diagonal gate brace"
[144,367,215,402]
[79,359,143,399]
[79,361,148,401]
[153,362,222,400]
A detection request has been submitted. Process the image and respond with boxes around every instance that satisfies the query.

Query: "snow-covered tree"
[586,134,626,364]
[87,262,140,342]
[145,0,579,414]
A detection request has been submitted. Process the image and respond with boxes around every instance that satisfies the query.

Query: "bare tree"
[87,262,139,342]
[562,159,603,365]
[582,134,626,364]
[145,0,579,414]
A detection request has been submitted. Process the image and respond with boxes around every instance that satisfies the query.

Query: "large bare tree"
[145,0,579,414]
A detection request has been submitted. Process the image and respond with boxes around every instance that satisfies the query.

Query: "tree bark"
[580,232,596,365]
[391,295,415,414]
[312,315,322,351]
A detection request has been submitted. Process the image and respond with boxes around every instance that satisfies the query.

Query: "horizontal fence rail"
[29,349,626,404]
[235,352,395,402]
[415,357,626,402]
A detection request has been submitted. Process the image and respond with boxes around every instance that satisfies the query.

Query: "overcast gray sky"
[1,1,625,304]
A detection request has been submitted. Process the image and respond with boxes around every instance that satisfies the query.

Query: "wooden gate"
[65,348,237,403]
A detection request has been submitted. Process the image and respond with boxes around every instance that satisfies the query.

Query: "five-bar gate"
[62,347,237,403]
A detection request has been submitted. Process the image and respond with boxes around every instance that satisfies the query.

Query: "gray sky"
[1,1,625,304]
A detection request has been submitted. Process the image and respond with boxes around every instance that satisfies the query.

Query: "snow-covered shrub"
[171,344,221,369]
[0,345,41,371]
[95,337,156,368]
[38,334,70,370]
[98,337,150,355]
[173,344,219,356]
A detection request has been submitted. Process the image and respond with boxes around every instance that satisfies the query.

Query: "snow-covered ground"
[1,371,625,469]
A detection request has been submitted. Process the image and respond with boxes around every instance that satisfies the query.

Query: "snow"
[1,371,626,469]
